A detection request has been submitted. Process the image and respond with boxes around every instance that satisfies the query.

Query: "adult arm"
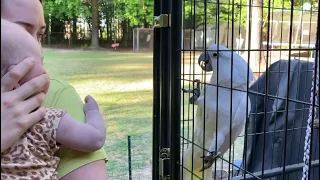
[1,57,49,152]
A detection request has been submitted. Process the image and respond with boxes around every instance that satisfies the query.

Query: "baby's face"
[18,57,49,93]
[2,20,49,94]
[13,42,48,93]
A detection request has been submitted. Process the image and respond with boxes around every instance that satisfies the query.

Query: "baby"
[1,19,106,179]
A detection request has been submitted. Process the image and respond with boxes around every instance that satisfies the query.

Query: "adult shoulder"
[43,78,77,107]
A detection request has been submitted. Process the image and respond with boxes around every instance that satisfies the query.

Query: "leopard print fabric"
[1,108,66,180]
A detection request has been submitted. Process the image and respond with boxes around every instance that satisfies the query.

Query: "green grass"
[43,48,245,179]
[43,49,153,179]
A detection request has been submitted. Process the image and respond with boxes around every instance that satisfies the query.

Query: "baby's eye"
[37,33,44,42]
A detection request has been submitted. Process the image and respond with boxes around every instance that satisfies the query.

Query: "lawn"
[43,48,245,179]
[43,48,153,179]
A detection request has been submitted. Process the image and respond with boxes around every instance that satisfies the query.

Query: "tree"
[244,0,315,71]
[99,0,154,46]
[100,0,116,42]
[245,0,264,72]
[87,0,100,48]
[43,0,89,19]
[112,0,154,27]
[43,0,90,45]
[183,0,247,29]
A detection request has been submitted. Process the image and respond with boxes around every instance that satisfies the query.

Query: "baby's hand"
[84,95,100,113]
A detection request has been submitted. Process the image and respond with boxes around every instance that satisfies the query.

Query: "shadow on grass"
[45,59,152,83]
[66,90,154,140]
[43,50,153,60]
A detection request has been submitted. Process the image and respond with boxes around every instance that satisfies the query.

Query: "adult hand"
[1,57,50,153]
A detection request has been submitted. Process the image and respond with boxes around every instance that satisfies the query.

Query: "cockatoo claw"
[189,87,200,104]
[182,79,201,104]
[199,151,221,172]
[190,79,201,104]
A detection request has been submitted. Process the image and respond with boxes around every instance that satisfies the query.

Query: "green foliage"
[43,0,90,20]
[183,0,317,28]
[183,0,247,28]
[100,0,115,20]
[42,0,318,33]
[43,0,318,28]
[110,0,154,27]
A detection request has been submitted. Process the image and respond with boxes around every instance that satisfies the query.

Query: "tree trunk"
[99,26,103,40]
[121,20,128,47]
[143,19,149,28]
[72,16,77,45]
[51,18,64,44]
[99,14,103,40]
[245,0,265,73]
[106,19,110,43]
[128,26,133,42]
[91,0,99,48]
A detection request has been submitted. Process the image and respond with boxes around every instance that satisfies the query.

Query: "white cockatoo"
[182,44,255,180]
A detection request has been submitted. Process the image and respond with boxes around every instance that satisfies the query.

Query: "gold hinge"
[159,148,170,179]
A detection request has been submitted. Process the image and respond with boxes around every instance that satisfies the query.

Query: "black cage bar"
[170,0,183,179]
[152,0,161,179]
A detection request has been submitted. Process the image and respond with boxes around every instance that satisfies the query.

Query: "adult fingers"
[1,106,46,153]
[1,57,35,92]
[18,106,46,130]
[13,74,49,101]
[19,92,46,115]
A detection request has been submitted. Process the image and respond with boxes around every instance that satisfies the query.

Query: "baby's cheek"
[19,64,48,92]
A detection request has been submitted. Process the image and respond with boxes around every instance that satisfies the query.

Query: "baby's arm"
[56,95,106,152]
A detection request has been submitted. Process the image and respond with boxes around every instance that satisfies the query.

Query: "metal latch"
[159,148,170,179]
[153,14,171,28]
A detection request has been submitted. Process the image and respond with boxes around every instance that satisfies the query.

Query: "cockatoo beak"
[198,51,213,72]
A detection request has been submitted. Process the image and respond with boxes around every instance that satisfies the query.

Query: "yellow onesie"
[43,78,108,179]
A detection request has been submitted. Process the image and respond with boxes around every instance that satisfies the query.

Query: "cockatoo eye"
[212,53,218,57]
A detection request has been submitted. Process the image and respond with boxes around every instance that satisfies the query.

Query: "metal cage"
[152,0,319,180]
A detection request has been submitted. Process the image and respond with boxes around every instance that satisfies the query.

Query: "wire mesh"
[170,0,320,180]
[106,135,152,180]
[132,28,154,52]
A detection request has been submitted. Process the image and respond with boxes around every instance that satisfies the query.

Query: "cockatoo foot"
[199,151,221,172]
[189,88,200,104]
[182,79,201,104]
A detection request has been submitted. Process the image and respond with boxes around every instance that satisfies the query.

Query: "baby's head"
[1,18,49,93]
